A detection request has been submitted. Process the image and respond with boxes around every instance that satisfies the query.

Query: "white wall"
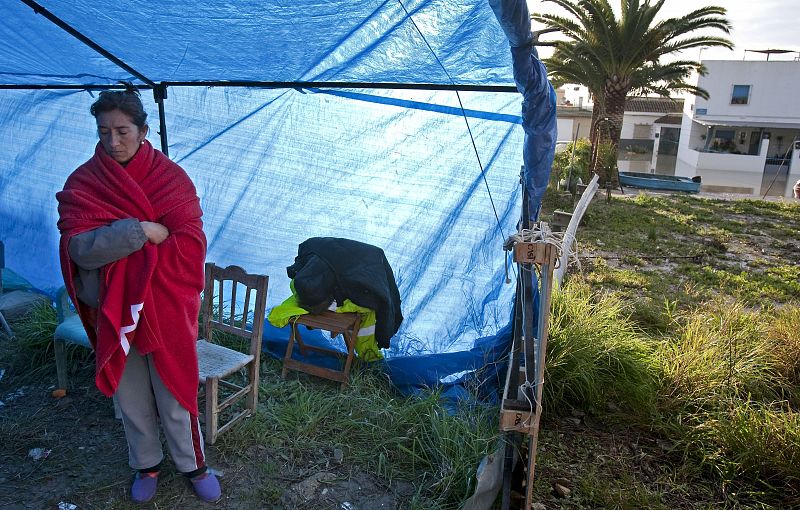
[559,116,594,141]
[620,112,660,138]
[557,117,575,142]
[694,61,800,124]
[675,147,699,178]
[695,140,769,194]
[675,103,705,178]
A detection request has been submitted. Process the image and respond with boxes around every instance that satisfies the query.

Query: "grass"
[652,300,800,502]
[567,191,800,314]
[6,301,84,382]
[3,190,799,508]
[539,190,800,507]
[11,300,58,353]
[200,309,503,508]
[539,281,799,505]
[226,362,500,509]
[545,279,658,415]
[657,301,798,406]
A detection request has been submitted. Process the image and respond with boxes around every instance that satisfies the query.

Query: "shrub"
[551,139,592,190]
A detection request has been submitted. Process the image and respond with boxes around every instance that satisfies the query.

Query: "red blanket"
[57,141,207,415]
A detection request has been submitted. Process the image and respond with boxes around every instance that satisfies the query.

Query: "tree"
[533,0,732,183]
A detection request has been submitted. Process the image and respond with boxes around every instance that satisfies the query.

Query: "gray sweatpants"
[115,346,205,473]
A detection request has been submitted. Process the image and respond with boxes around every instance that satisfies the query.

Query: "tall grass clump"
[695,401,800,493]
[655,300,800,498]
[762,304,800,393]
[6,301,97,385]
[232,361,499,509]
[658,300,798,415]
[5,301,63,379]
[11,301,57,351]
[545,279,658,416]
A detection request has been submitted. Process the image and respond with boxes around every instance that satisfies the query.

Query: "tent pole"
[0,82,518,93]
[153,85,169,157]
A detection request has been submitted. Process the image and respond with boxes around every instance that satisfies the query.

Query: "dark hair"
[90,82,148,129]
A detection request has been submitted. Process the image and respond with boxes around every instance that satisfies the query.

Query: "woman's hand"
[140,221,170,245]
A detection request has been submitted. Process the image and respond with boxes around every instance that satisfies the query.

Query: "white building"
[676,60,800,197]
[617,97,683,175]
[555,104,592,143]
[555,94,684,176]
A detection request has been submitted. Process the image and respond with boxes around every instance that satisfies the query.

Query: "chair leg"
[205,378,219,445]
[0,311,13,339]
[282,324,298,379]
[340,332,356,390]
[246,359,259,413]
[54,339,69,390]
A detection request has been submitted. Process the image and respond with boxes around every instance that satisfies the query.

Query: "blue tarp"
[0,0,555,394]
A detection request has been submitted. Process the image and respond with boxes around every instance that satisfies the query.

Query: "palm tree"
[533,0,732,182]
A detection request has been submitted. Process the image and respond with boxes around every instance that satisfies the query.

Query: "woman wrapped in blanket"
[56,85,220,504]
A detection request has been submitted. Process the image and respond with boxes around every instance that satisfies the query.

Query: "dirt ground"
[0,366,737,510]
[0,363,413,510]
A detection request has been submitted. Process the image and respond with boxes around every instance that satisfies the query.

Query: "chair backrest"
[201,263,269,357]
[55,287,76,324]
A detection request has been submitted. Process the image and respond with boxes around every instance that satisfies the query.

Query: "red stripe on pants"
[190,415,205,469]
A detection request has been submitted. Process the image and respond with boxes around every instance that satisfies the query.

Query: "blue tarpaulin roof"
[0,0,555,393]
[2,0,514,87]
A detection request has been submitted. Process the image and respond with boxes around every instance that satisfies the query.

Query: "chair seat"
[54,314,92,348]
[295,310,361,332]
[197,339,255,382]
[282,311,360,388]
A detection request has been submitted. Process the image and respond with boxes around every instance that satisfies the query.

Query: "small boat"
[618,172,701,193]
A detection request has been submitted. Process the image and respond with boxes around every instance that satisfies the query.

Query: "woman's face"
[96,109,148,165]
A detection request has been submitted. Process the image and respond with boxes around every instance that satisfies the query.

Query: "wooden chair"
[282,310,361,389]
[197,263,268,445]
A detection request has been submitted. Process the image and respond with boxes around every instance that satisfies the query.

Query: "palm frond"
[538,0,732,104]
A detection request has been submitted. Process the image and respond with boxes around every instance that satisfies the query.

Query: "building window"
[710,129,736,153]
[618,139,654,161]
[731,85,750,105]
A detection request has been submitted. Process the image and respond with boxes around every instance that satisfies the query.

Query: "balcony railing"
[765,156,791,166]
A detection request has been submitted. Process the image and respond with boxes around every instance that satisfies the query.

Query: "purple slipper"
[191,470,221,503]
[131,471,159,503]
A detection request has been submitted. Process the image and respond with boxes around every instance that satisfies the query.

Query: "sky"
[529,0,799,62]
